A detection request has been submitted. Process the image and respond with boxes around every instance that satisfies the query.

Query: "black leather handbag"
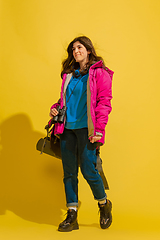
[36,122,61,159]
[36,135,61,159]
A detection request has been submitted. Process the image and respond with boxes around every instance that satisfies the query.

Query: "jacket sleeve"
[49,99,61,118]
[95,68,113,134]
[50,99,61,109]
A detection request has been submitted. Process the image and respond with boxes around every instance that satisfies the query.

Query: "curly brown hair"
[61,36,104,78]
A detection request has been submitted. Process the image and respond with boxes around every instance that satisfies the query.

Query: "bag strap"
[96,147,109,190]
[40,125,50,154]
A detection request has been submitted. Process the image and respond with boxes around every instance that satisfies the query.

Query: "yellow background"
[0,0,160,239]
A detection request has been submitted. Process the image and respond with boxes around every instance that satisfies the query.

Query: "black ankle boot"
[58,209,79,232]
[98,199,112,229]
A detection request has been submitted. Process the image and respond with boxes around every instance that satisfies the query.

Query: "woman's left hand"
[89,135,102,143]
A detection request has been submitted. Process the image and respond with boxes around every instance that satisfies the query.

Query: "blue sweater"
[65,69,88,129]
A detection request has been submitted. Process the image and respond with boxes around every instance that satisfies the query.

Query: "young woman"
[50,36,114,231]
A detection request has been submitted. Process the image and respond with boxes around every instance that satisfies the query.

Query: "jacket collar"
[90,60,114,80]
[90,60,104,69]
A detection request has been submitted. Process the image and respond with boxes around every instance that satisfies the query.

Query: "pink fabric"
[50,61,114,145]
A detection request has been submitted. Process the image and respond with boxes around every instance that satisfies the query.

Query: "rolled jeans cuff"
[66,202,79,208]
[94,193,107,202]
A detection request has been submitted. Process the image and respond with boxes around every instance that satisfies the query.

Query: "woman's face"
[72,41,90,67]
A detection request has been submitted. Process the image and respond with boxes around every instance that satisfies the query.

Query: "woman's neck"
[79,61,88,71]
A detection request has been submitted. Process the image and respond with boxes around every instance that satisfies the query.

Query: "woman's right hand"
[50,108,59,117]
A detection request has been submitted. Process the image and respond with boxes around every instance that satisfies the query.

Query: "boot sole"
[100,217,112,229]
[58,221,79,232]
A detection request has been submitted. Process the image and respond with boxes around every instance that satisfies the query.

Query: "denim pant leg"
[75,128,107,201]
[60,128,79,207]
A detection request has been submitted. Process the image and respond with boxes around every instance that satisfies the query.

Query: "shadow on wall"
[0,113,66,226]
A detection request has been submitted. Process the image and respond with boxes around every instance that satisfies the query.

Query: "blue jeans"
[60,128,107,207]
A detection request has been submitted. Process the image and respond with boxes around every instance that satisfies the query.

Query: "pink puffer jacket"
[50,60,114,145]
